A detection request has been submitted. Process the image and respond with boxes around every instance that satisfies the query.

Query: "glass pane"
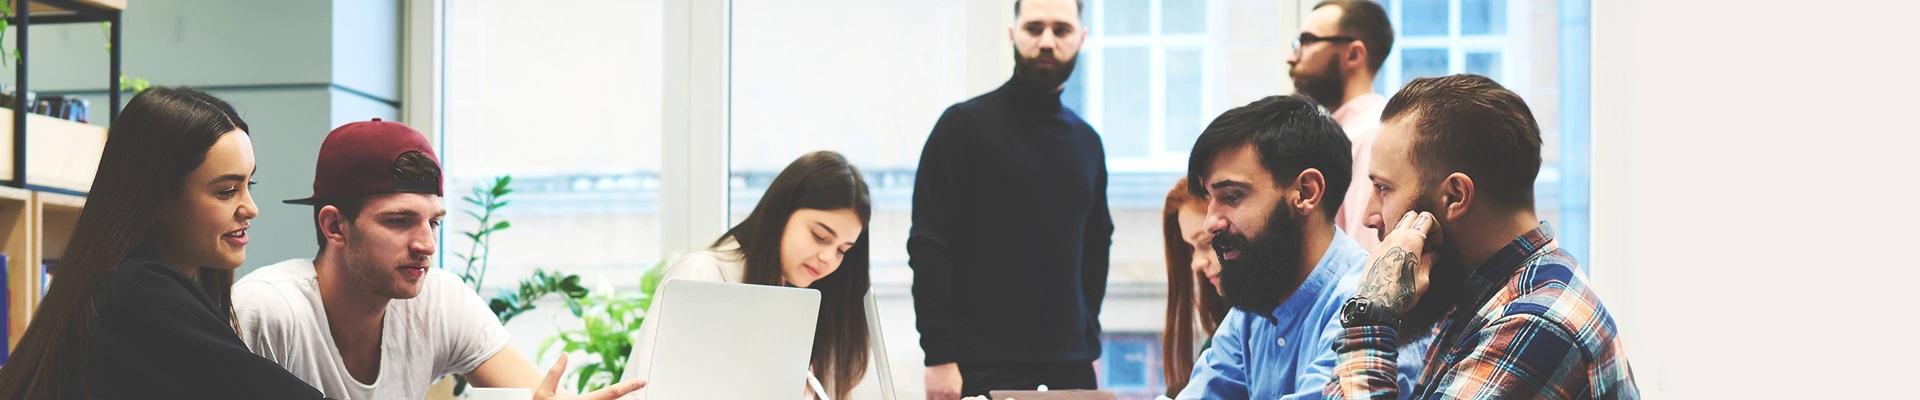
[442,0,662,289]
[1102,46,1151,158]
[1163,47,1203,155]
[1063,58,1090,115]
[1105,0,1151,35]
[1555,0,1592,265]
[1462,0,1507,35]
[441,0,665,373]
[1100,334,1153,388]
[731,0,971,265]
[1400,48,1449,85]
[1403,0,1449,36]
[1162,0,1206,34]
[1465,51,1501,78]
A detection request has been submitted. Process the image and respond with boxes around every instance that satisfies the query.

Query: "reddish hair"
[1160,180,1230,394]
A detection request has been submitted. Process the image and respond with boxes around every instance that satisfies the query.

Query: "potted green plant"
[440,175,670,397]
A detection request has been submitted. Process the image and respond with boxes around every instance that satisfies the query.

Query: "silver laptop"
[632,279,821,399]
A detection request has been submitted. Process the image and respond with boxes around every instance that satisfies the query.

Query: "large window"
[1064,0,1212,171]
[438,0,666,356]
[440,0,664,288]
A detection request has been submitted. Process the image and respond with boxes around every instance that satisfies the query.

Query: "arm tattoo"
[1361,247,1418,312]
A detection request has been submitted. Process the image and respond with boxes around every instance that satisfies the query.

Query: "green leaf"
[492,176,513,192]
[575,369,594,394]
[491,221,512,231]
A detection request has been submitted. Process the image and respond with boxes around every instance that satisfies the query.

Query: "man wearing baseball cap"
[230,118,640,400]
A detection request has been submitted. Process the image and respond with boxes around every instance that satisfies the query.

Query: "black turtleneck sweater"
[909,78,1113,366]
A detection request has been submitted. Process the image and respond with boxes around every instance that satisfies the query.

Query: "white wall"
[1589,0,1920,397]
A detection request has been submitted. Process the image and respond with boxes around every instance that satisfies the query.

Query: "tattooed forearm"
[1361,247,1418,313]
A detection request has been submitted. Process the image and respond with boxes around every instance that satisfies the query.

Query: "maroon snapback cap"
[284,118,442,205]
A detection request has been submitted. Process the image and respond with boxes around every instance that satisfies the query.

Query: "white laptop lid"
[637,279,821,399]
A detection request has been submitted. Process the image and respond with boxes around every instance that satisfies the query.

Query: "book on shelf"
[42,259,56,297]
[3,253,10,365]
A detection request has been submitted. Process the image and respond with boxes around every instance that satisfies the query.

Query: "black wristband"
[1340,296,1402,328]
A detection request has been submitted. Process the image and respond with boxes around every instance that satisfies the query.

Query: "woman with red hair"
[1160,180,1231,395]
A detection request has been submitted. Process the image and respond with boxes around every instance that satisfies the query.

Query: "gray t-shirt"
[233,259,510,400]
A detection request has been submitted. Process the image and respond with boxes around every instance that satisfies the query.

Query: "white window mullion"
[1448,0,1463,74]
[1147,0,1167,159]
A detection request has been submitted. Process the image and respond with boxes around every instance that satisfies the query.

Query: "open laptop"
[629,279,821,399]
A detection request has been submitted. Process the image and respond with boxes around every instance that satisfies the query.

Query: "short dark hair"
[1014,0,1084,18]
[313,151,441,254]
[1314,0,1394,74]
[1381,74,1542,208]
[1186,94,1353,219]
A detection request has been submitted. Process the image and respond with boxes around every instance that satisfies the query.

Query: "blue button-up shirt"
[1178,231,1426,399]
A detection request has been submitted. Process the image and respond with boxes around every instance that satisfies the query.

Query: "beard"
[1290,55,1347,109]
[1012,46,1079,92]
[1211,206,1307,313]
[1392,197,1466,344]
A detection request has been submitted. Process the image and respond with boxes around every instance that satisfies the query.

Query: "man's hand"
[1355,211,1442,315]
[534,356,644,400]
[925,362,963,400]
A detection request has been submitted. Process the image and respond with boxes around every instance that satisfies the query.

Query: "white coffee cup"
[462,387,533,400]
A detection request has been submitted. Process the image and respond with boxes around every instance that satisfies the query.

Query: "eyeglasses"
[1292,33,1358,53]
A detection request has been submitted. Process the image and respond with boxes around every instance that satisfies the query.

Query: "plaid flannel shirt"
[1324,223,1639,399]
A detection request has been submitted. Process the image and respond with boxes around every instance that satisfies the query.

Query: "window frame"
[1074,0,1217,173]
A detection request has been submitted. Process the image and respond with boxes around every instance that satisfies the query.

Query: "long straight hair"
[0,87,249,398]
[716,150,872,399]
[1161,180,1230,395]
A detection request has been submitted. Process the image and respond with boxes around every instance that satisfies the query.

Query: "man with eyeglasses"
[1290,0,1396,251]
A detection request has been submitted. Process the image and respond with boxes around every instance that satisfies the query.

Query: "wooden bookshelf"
[2,185,31,349]
[2,191,86,349]
[0,109,109,193]
[36,191,80,264]
[1,0,118,355]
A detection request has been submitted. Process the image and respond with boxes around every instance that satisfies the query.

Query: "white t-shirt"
[233,259,511,400]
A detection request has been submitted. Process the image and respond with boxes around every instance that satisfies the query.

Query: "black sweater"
[84,255,325,399]
[909,78,1114,366]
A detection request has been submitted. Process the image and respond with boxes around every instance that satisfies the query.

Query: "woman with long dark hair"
[1161,180,1231,395]
[0,87,326,398]
[626,150,873,399]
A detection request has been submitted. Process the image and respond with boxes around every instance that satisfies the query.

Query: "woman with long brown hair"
[0,87,326,398]
[625,150,873,399]
[1161,179,1231,395]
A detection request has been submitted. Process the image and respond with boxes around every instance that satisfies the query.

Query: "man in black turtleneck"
[909,0,1111,398]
